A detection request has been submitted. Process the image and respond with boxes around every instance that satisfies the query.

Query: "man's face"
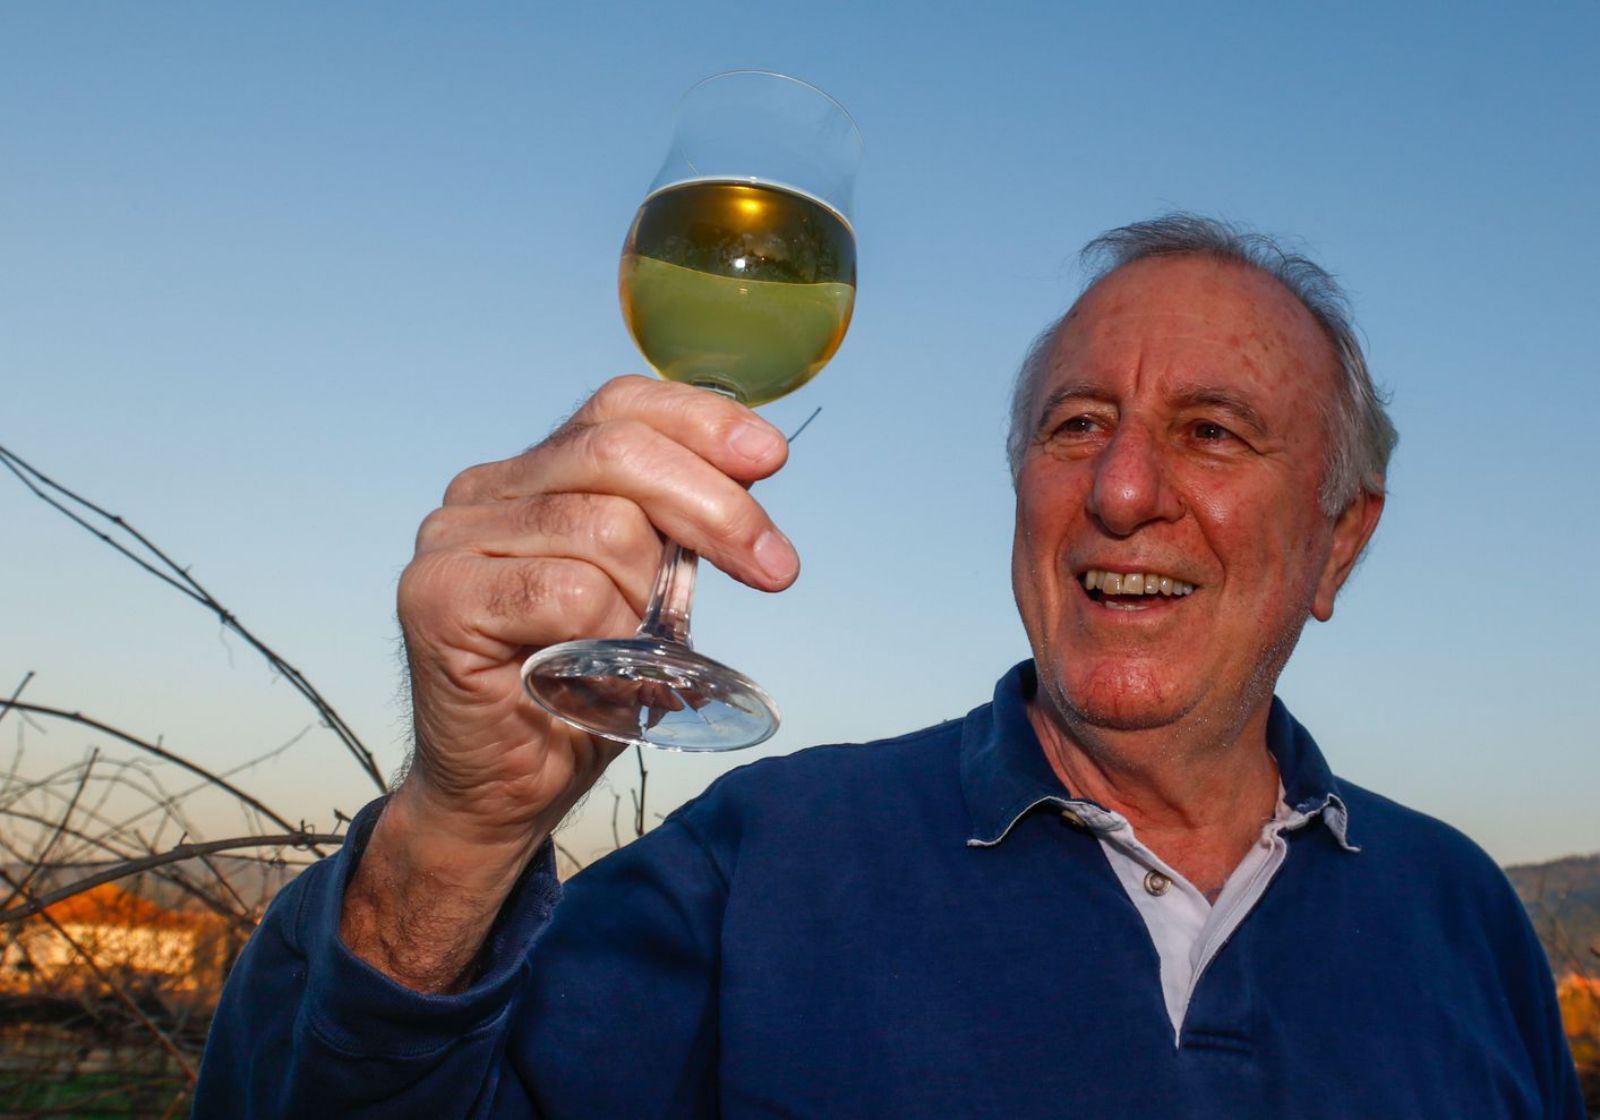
[1012,255,1380,738]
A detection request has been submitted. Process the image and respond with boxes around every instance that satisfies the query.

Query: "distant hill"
[1506,853,1600,976]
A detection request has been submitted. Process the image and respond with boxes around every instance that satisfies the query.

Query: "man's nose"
[1086,426,1183,536]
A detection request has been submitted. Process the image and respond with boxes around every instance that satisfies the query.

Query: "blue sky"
[2,2,1596,866]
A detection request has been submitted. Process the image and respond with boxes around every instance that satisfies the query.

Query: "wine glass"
[520,71,861,752]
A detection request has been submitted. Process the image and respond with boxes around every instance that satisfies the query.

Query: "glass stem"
[637,540,697,647]
[633,380,743,649]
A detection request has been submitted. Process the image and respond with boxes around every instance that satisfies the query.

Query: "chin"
[1040,660,1196,733]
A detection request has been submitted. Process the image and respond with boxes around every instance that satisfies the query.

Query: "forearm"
[196,796,564,1119]
[197,789,731,1118]
[339,778,551,993]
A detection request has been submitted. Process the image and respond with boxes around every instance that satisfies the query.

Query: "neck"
[1026,698,1280,898]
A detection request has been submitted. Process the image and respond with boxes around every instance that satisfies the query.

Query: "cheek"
[1012,465,1095,648]
[1011,492,1056,636]
[1188,484,1322,594]
[1011,517,1037,616]
[1014,467,1084,569]
[1185,482,1275,559]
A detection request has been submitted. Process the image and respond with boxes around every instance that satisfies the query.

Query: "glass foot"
[520,637,779,752]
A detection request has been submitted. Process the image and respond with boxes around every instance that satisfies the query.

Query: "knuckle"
[703,495,763,547]
[519,492,629,551]
[582,419,653,472]
[518,494,580,542]
[442,462,493,506]
[483,563,551,622]
[559,564,606,618]
[541,416,593,455]
[396,553,455,623]
[589,497,652,558]
[413,507,454,553]
[590,374,655,416]
[485,560,609,635]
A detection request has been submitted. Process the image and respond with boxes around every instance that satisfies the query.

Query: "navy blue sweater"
[196,664,1583,1117]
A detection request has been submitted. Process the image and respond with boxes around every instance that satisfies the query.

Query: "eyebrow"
[1169,384,1270,436]
[1033,382,1115,428]
[1033,381,1271,436]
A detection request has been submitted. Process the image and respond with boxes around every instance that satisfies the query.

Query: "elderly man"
[197,215,1582,1117]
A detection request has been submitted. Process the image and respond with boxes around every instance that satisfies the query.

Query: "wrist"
[382,775,551,891]
[339,781,550,993]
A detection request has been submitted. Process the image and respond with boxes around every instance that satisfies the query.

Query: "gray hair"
[1005,213,1398,516]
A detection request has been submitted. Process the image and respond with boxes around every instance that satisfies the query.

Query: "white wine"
[620,179,855,405]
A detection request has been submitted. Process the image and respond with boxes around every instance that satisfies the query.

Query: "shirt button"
[1060,808,1087,829]
[1143,870,1172,897]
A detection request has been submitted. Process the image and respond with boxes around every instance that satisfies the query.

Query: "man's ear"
[1312,490,1385,622]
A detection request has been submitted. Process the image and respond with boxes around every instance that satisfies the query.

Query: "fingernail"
[753,528,798,583]
[729,421,782,461]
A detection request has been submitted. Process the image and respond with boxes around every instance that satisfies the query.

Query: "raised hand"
[342,375,795,990]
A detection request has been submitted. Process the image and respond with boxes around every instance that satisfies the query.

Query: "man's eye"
[1192,421,1233,442]
[1056,415,1100,435]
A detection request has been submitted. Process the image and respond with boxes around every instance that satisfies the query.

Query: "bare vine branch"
[635,744,648,838]
[0,804,256,929]
[0,442,384,790]
[0,669,34,732]
[0,702,320,852]
[1,747,99,911]
[0,447,393,1110]
[0,830,344,924]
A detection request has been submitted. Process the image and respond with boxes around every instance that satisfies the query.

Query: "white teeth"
[1079,569,1196,598]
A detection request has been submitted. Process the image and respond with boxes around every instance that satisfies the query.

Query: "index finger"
[448,375,788,506]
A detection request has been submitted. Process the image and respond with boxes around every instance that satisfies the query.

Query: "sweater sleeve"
[193,797,562,1119]
[194,793,735,1119]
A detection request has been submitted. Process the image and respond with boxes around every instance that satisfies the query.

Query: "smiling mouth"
[1080,568,1197,611]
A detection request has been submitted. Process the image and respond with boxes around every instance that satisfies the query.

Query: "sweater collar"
[959,661,1357,851]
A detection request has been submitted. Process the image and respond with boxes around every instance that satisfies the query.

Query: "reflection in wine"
[620,179,856,404]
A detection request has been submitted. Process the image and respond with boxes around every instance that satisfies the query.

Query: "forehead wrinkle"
[1031,333,1154,434]
[1048,296,1309,427]
[1088,318,1297,363]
